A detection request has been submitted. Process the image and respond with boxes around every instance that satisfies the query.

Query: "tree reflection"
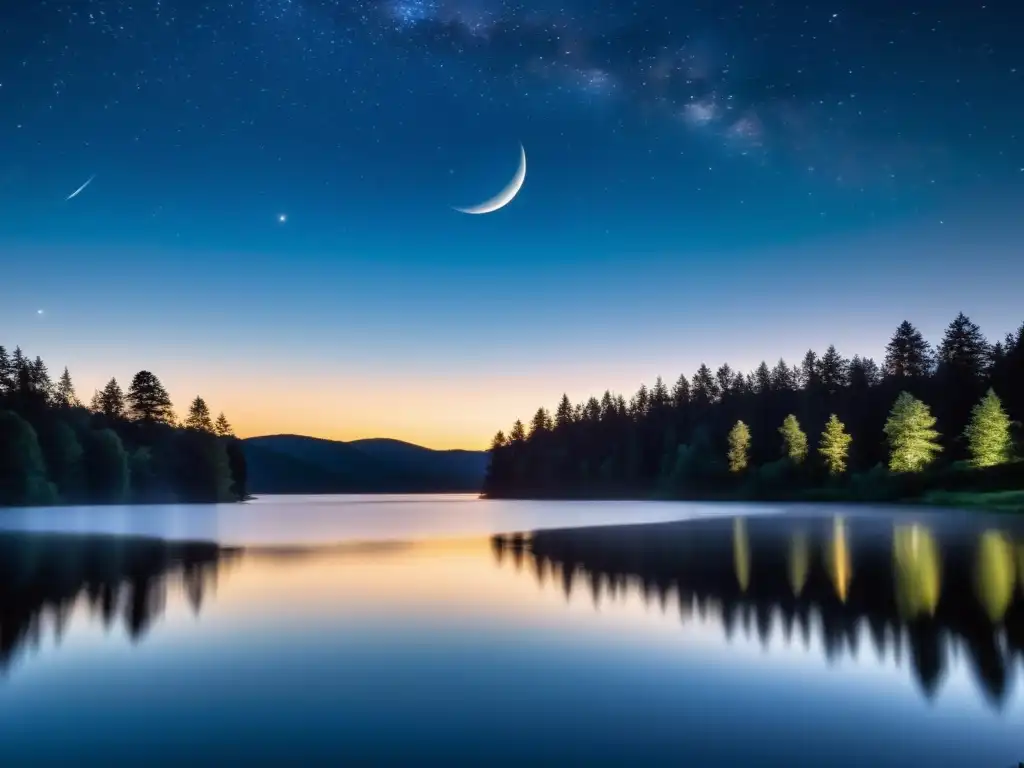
[492,513,1024,708]
[0,533,235,674]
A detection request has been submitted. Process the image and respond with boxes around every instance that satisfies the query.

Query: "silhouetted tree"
[82,428,130,503]
[0,410,56,505]
[214,412,234,438]
[97,378,127,419]
[0,346,14,395]
[127,371,175,424]
[53,367,80,408]
[884,321,933,380]
[184,396,214,432]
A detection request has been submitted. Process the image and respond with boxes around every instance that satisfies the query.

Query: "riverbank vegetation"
[483,314,1024,507]
[0,344,247,507]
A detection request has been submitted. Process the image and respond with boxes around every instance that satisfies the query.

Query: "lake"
[0,495,1022,766]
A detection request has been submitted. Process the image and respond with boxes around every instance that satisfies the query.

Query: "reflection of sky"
[1,537,1021,766]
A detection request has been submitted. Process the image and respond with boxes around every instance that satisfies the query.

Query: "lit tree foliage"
[962,389,1013,468]
[818,415,852,475]
[727,421,751,473]
[778,414,808,464]
[884,392,942,473]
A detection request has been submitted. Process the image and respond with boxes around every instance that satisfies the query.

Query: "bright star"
[37,309,44,315]
[278,214,287,223]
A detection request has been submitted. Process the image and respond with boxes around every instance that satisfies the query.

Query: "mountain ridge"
[241,434,488,495]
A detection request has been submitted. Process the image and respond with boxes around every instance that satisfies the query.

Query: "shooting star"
[65,174,95,201]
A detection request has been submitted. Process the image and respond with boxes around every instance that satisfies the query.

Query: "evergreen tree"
[0,346,13,395]
[554,394,574,429]
[884,321,933,379]
[671,374,690,408]
[799,350,821,391]
[98,378,127,419]
[716,364,735,397]
[691,364,720,406]
[32,357,53,397]
[650,377,670,411]
[884,392,942,473]
[214,412,234,438]
[54,367,80,408]
[818,414,852,475]
[88,390,102,413]
[509,420,526,443]
[184,396,214,432]
[126,370,175,424]
[528,408,551,439]
[779,414,808,464]
[818,345,849,394]
[727,421,751,473]
[753,362,772,395]
[771,359,798,391]
[848,356,880,389]
[10,347,29,395]
[82,428,130,503]
[937,312,989,379]
[962,389,1013,468]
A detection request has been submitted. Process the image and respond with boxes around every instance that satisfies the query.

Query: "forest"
[483,313,1024,504]
[0,344,247,507]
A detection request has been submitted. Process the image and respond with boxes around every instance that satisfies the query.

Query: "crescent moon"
[454,143,526,215]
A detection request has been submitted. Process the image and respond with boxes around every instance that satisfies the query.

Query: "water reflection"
[0,533,236,672]
[494,514,1024,708]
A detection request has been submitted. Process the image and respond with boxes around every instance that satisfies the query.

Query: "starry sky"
[2,0,1023,448]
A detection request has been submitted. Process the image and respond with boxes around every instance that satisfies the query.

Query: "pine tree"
[528,407,551,439]
[937,312,989,379]
[799,350,821,391]
[779,414,808,464]
[214,412,234,438]
[89,390,102,412]
[490,431,507,450]
[54,367,80,408]
[31,357,53,401]
[727,421,751,472]
[716,364,735,397]
[671,374,690,408]
[884,392,942,473]
[650,376,669,411]
[10,347,29,395]
[884,321,933,379]
[771,359,797,391]
[753,362,772,394]
[630,384,649,417]
[848,356,880,389]
[962,389,1013,468]
[98,378,127,419]
[818,414,852,475]
[554,394,574,429]
[691,364,720,405]
[818,345,849,394]
[0,346,13,395]
[126,370,174,424]
[509,420,527,443]
[184,396,214,432]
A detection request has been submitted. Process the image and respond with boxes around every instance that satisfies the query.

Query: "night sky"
[2,0,1022,448]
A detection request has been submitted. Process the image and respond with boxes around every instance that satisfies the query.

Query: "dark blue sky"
[2,0,1022,447]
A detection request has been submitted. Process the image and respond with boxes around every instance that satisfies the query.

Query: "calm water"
[1,496,1022,766]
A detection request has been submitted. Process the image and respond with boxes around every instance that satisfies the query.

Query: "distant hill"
[241,434,488,495]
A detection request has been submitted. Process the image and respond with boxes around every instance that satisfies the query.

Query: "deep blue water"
[0,496,1021,766]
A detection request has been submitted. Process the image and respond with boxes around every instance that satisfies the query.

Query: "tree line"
[483,313,1024,501]
[0,343,247,506]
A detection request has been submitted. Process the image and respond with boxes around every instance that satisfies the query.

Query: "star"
[278,214,287,223]
[37,309,44,315]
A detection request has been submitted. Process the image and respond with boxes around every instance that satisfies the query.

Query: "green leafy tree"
[962,389,1013,468]
[214,412,234,437]
[184,396,214,432]
[727,421,751,472]
[778,414,808,464]
[82,428,130,503]
[884,392,942,472]
[54,366,80,408]
[818,414,852,475]
[126,370,175,424]
[97,378,127,419]
[0,410,56,505]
